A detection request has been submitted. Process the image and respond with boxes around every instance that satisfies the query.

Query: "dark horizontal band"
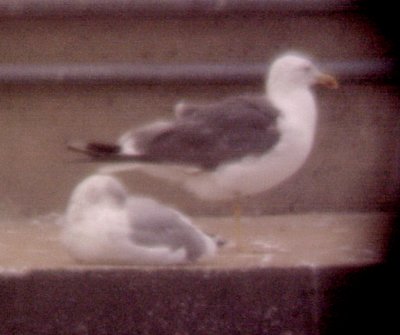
[0,59,396,85]
[0,0,362,18]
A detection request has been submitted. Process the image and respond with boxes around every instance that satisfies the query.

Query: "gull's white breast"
[183,91,318,200]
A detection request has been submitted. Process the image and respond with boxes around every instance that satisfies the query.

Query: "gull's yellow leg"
[233,193,244,252]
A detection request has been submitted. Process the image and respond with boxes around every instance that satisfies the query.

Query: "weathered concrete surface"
[1,264,395,335]
[0,213,392,269]
[1,267,318,335]
[0,12,391,64]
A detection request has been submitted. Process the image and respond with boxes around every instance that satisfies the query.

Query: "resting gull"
[61,175,218,265]
[68,52,337,221]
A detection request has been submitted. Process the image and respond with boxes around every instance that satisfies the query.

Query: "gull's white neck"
[267,81,317,143]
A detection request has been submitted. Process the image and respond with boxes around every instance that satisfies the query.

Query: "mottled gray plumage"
[126,95,280,169]
[127,197,210,261]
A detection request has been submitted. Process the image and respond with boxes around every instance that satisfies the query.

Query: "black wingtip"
[86,142,120,155]
[67,141,120,158]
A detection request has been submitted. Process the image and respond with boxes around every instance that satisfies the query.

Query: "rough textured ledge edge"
[0,264,395,334]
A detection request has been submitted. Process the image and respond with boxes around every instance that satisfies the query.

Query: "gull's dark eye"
[302,64,313,73]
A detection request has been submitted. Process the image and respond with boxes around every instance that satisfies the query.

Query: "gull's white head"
[68,175,128,210]
[267,52,338,95]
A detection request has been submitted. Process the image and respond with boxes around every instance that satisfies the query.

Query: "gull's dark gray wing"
[133,95,281,169]
[127,198,209,261]
[175,95,278,121]
[67,95,281,169]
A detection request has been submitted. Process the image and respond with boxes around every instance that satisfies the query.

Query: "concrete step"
[0,1,394,64]
[0,59,396,85]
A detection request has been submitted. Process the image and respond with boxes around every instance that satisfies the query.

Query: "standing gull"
[61,175,218,265]
[68,52,338,222]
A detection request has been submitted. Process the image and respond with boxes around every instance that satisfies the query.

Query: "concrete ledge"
[0,267,316,334]
[0,213,396,333]
[0,265,395,334]
[0,213,392,269]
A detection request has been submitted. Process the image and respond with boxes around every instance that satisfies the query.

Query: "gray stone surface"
[0,267,318,335]
[1,264,396,335]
